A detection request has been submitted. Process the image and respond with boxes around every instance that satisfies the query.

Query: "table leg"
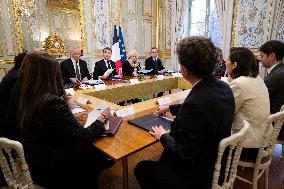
[122,157,129,189]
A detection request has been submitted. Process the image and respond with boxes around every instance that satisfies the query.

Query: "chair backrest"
[212,120,250,189]
[0,137,34,189]
[256,110,284,165]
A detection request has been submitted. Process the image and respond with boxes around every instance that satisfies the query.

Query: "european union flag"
[118,26,127,63]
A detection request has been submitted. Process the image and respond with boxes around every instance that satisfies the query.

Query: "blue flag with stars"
[118,26,127,63]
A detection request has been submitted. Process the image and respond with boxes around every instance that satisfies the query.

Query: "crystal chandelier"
[16,0,38,17]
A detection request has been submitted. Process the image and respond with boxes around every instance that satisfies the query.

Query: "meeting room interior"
[0,0,284,189]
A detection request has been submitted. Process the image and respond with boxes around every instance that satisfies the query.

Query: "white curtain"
[171,0,189,71]
[214,0,234,58]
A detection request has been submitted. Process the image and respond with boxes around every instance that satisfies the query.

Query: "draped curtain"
[214,0,234,58]
[170,0,189,71]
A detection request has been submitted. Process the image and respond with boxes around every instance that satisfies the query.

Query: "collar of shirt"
[152,57,157,62]
[104,59,112,69]
[71,57,80,73]
[267,62,279,75]
[191,79,201,89]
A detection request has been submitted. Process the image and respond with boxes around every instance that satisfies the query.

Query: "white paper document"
[76,97,89,105]
[115,107,135,117]
[172,73,182,77]
[129,79,139,85]
[65,88,75,96]
[84,100,109,129]
[156,97,171,105]
[71,107,86,114]
[156,75,164,80]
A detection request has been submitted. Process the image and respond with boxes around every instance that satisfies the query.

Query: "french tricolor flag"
[111,25,122,76]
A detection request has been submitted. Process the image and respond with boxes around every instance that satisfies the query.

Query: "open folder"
[128,113,173,131]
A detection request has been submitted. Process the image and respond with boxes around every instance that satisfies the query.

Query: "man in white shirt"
[60,47,91,84]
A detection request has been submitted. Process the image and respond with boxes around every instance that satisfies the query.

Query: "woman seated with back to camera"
[225,47,270,160]
[122,50,141,76]
[18,52,113,188]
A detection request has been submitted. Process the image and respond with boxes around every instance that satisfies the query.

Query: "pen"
[96,108,117,111]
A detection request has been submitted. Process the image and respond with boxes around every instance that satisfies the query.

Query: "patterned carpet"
[98,143,284,189]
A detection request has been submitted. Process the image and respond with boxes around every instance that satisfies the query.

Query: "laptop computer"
[128,113,173,131]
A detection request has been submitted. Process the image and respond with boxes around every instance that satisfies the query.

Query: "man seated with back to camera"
[60,47,91,85]
[135,36,235,189]
[145,47,166,97]
[93,47,116,80]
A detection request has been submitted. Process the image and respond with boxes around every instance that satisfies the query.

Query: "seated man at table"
[60,47,91,84]
[93,47,116,80]
[145,47,166,74]
[134,36,235,189]
[145,47,166,97]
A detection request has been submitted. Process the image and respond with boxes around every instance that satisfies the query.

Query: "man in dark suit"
[260,40,284,139]
[134,37,235,189]
[145,47,166,97]
[145,47,166,74]
[93,47,116,80]
[60,47,91,84]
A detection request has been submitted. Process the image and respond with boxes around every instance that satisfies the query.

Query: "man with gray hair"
[60,47,91,84]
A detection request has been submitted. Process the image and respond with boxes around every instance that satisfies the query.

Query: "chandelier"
[16,0,38,17]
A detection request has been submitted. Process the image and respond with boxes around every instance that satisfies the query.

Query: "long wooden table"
[74,76,191,189]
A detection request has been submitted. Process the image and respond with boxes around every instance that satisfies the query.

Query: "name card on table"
[172,73,182,77]
[156,75,164,80]
[129,79,139,85]
[115,107,135,117]
[94,84,107,90]
[71,107,86,114]
[76,96,89,105]
[156,97,172,105]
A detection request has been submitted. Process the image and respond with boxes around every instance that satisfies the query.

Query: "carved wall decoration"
[46,0,80,12]
[95,0,110,50]
[235,0,270,48]
[43,33,65,56]
[165,0,172,50]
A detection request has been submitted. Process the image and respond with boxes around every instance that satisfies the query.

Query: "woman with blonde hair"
[122,50,141,76]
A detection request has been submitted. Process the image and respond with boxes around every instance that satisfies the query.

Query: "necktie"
[107,61,112,69]
[75,61,81,80]
[154,58,158,70]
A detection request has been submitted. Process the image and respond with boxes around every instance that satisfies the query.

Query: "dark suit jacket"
[145,57,164,74]
[264,63,284,139]
[93,59,116,79]
[60,58,91,84]
[0,67,19,136]
[152,75,235,189]
[122,60,140,76]
[264,63,284,114]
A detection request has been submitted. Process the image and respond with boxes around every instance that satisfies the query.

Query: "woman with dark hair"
[226,47,270,159]
[18,52,112,188]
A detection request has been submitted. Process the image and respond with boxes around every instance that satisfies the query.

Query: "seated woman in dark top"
[122,50,140,76]
[0,52,27,136]
[17,52,112,188]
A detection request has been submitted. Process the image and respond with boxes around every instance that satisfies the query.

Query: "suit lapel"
[68,58,76,76]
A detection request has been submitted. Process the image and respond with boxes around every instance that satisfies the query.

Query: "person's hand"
[133,71,138,77]
[158,69,166,74]
[149,125,169,140]
[70,78,80,83]
[156,105,170,116]
[66,93,73,103]
[101,107,111,120]
[74,111,88,126]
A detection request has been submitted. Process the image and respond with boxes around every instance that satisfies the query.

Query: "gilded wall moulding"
[43,33,65,56]
[46,0,80,12]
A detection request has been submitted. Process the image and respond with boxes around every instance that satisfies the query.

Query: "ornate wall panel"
[270,0,284,41]
[127,0,137,13]
[233,0,272,48]
[95,0,111,50]
[143,19,153,53]
[143,0,152,16]
[127,18,138,51]
[165,0,172,50]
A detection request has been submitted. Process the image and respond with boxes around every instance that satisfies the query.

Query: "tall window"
[182,0,222,47]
